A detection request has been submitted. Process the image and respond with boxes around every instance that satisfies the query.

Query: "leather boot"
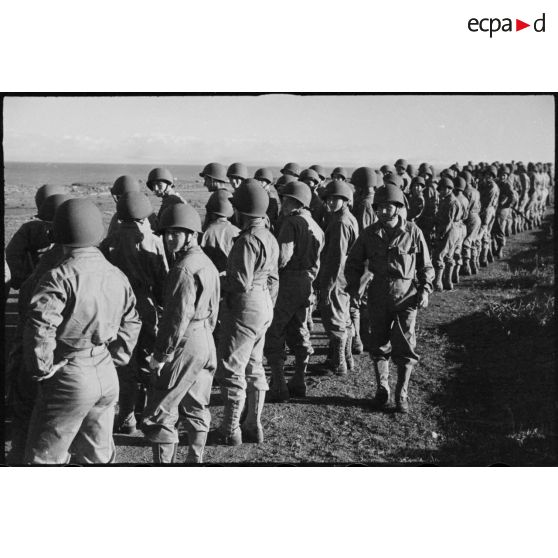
[351,311,363,354]
[395,362,414,413]
[220,388,244,446]
[241,389,265,443]
[433,267,444,292]
[452,264,461,284]
[461,257,471,276]
[494,245,503,259]
[442,263,454,291]
[152,443,177,464]
[345,328,355,372]
[372,359,390,408]
[470,252,479,274]
[479,245,488,267]
[266,357,289,402]
[185,430,207,463]
[487,244,494,263]
[288,354,309,397]
[332,336,347,376]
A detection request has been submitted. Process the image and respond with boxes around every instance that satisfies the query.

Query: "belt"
[57,343,107,358]
[187,319,211,331]
[249,284,269,291]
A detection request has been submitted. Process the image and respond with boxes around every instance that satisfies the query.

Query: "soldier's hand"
[417,291,429,309]
[34,359,68,382]
[149,355,165,377]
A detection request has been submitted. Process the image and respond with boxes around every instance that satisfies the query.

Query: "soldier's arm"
[152,238,169,309]
[415,228,434,294]
[6,223,33,289]
[267,237,280,304]
[276,219,295,270]
[153,267,196,362]
[109,282,142,367]
[321,222,349,292]
[345,232,366,298]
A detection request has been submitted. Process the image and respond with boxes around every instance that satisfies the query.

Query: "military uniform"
[461,181,482,274]
[200,218,241,274]
[23,247,141,464]
[478,177,500,265]
[415,180,438,250]
[452,186,470,281]
[493,176,518,257]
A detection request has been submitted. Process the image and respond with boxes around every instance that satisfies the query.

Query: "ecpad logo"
[468,13,546,37]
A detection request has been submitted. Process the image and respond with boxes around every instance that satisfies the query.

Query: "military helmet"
[254,167,274,184]
[281,181,312,208]
[460,170,473,184]
[383,173,404,189]
[276,174,297,195]
[410,176,426,189]
[37,194,71,222]
[200,162,227,183]
[380,164,396,176]
[206,189,234,218]
[158,203,202,233]
[406,164,417,177]
[53,198,105,247]
[299,168,321,185]
[111,175,141,196]
[351,167,377,190]
[486,166,498,178]
[35,184,65,212]
[395,158,408,169]
[453,177,466,191]
[418,162,433,176]
[450,163,461,173]
[117,192,153,221]
[227,162,249,180]
[309,164,326,181]
[331,166,348,180]
[146,168,173,190]
[324,179,353,202]
[280,162,301,177]
[373,185,406,208]
[232,179,269,217]
[438,177,454,190]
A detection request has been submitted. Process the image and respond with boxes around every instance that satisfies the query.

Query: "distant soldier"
[265,181,324,401]
[460,170,482,275]
[200,162,230,193]
[309,164,328,196]
[318,180,358,375]
[380,164,396,179]
[227,162,249,191]
[407,176,426,223]
[451,177,470,283]
[345,185,434,413]
[394,158,412,194]
[102,192,169,435]
[280,162,301,179]
[24,198,141,464]
[415,163,438,249]
[331,167,349,181]
[6,184,65,291]
[406,164,417,179]
[106,175,142,239]
[493,165,518,259]
[216,181,279,446]
[432,177,464,291]
[142,204,219,463]
[146,167,186,225]
[255,168,281,232]
[478,166,500,267]
[300,168,327,229]
[516,162,531,232]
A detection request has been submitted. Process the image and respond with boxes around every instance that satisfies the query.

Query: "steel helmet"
[351,167,377,190]
[418,162,433,176]
[331,166,348,180]
[450,163,461,173]
[35,184,65,212]
[37,194,71,222]
[309,164,326,181]
[158,203,202,233]
[380,164,396,176]
[406,164,417,177]
[437,177,454,190]
[410,176,426,189]
[280,162,301,177]
[254,167,274,184]
[117,192,153,221]
[499,165,511,176]
[53,198,105,247]
[453,177,466,191]
[275,174,296,195]
[146,168,173,190]
[111,175,141,196]
[395,158,408,169]
[206,189,234,218]
[227,162,249,180]
[200,162,227,183]
[383,173,404,189]
[282,181,312,208]
[324,179,353,202]
[460,170,473,184]
[232,179,269,217]
[486,166,498,178]
[299,168,321,185]
[372,185,406,208]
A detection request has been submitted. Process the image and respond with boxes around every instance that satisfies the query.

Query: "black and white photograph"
[2,94,555,466]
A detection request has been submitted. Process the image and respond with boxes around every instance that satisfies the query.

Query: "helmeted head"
[146,168,174,198]
[35,184,65,212]
[324,179,353,213]
[53,198,105,247]
[281,181,312,212]
[158,203,202,254]
[205,189,234,218]
[383,173,404,189]
[280,162,301,178]
[486,166,498,179]
[453,176,466,192]
[437,177,454,195]
[331,167,348,180]
[227,162,249,190]
[410,176,425,195]
[111,175,141,197]
[372,185,406,227]
[418,162,432,177]
[309,164,326,182]
[460,170,473,185]
[232,179,270,217]
[351,167,377,192]
[380,164,396,177]
[406,164,417,177]
[37,194,72,222]
[200,162,228,192]
[395,158,408,172]
[299,168,321,190]
[117,192,153,221]
[254,168,274,186]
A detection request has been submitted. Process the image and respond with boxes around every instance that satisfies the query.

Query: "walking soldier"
[460,170,482,275]
[146,167,187,224]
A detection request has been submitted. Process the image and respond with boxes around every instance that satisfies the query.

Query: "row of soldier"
[4,158,553,464]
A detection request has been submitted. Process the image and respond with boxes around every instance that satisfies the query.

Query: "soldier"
[101,192,169,435]
[227,162,249,191]
[460,170,482,275]
[415,163,438,251]
[493,165,518,259]
[451,177,470,283]
[280,162,301,179]
[265,181,324,401]
[516,162,531,233]
[216,180,279,446]
[345,185,434,413]
[146,168,186,225]
[23,198,141,464]
[106,175,142,238]
[200,162,230,193]
[255,168,281,232]
[318,180,358,375]
[478,166,500,267]
[394,158,412,194]
[331,167,349,181]
[6,184,65,291]
[309,164,328,196]
[432,177,464,291]
[141,204,219,463]
[406,164,417,179]
[300,168,327,229]
[407,176,426,223]
[380,165,396,180]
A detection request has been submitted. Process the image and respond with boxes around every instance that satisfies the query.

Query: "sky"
[2,95,554,167]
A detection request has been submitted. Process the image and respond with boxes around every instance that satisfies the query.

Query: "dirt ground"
[3,185,556,465]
